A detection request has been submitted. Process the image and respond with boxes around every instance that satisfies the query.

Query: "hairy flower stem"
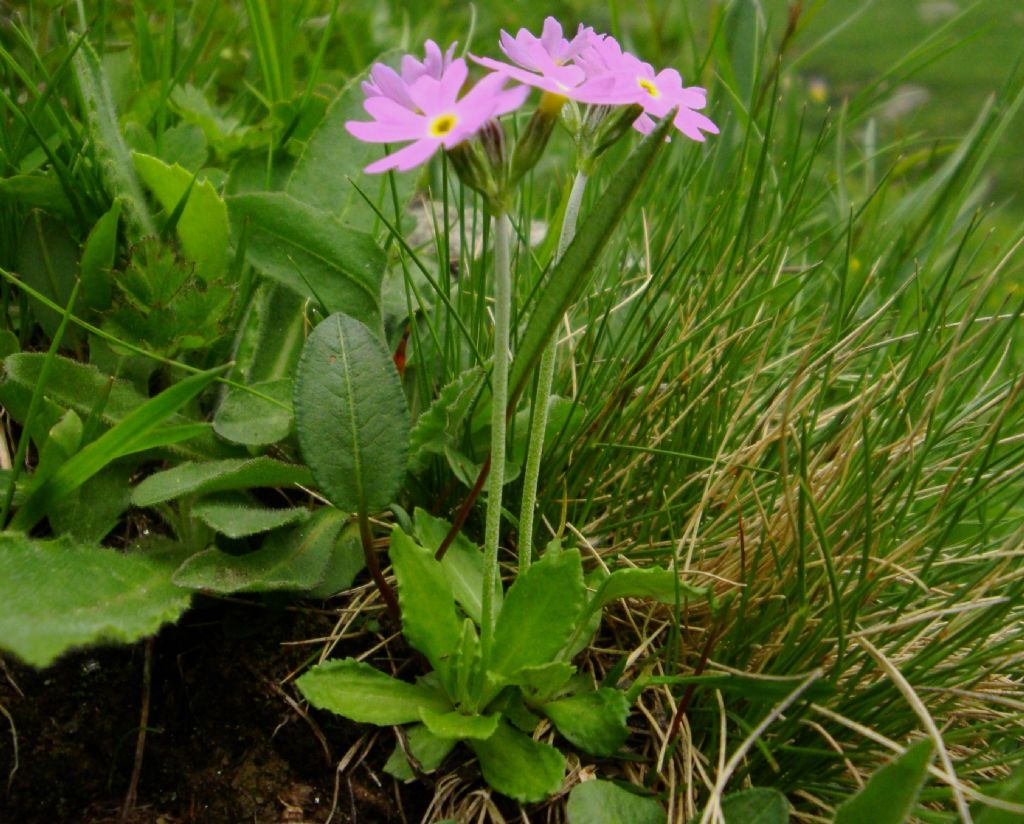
[480,212,513,658]
[516,171,588,574]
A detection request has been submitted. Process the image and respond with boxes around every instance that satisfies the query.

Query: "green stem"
[480,212,513,659]
[516,171,588,573]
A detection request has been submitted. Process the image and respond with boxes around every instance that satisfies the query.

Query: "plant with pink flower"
[360,40,458,111]
[345,58,527,174]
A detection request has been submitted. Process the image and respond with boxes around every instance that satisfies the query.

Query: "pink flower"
[346,58,528,174]
[471,17,613,102]
[361,40,458,111]
[577,34,719,141]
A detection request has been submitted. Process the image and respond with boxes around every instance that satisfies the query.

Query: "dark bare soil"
[0,599,420,823]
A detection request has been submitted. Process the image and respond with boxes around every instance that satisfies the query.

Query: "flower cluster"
[346,18,718,175]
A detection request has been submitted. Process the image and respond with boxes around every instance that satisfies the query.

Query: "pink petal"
[365,139,439,174]
[439,58,469,104]
[369,63,417,110]
[540,17,565,56]
[407,75,445,116]
[346,117,423,143]
[364,96,423,125]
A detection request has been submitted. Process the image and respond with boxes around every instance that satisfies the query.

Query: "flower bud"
[446,133,503,210]
[509,92,566,186]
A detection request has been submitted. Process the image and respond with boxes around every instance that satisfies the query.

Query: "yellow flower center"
[638,78,660,98]
[429,113,458,137]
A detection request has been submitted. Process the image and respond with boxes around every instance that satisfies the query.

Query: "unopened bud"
[509,92,566,186]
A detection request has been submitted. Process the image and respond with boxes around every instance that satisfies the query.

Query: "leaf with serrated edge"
[0,535,191,668]
[172,508,344,593]
[489,549,585,677]
[294,312,408,514]
[191,499,308,538]
[297,658,451,725]
[833,740,933,824]
[469,720,565,803]
[389,527,461,679]
[567,780,665,824]
[542,688,630,757]
[418,708,499,741]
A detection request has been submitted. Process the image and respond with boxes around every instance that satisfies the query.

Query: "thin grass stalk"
[517,171,588,573]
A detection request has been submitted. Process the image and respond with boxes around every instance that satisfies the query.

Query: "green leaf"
[542,688,631,757]
[974,762,1024,823]
[419,708,499,741]
[49,463,132,544]
[307,519,365,598]
[297,658,451,725]
[506,662,576,699]
[79,201,121,312]
[74,38,155,235]
[287,63,414,231]
[172,507,344,592]
[413,508,499,624]
[469,720,565,803]
[0,534,191,667]
[0,174,74,217]
[833,740,933,824]
[388,527,461,677]
[489,548,585,677]
[192,498,309,538]
[133,152,230,282]
[591,566,710,611]
[10,367,224,531]
[213,377,293,446]
[507,111,675,403]
[228,192,386,333]
[408,365,487,474]
[383,724,457,780]
[567,780,665,824]
[294,312,408,514]
[131,457,312,507]
[716,788,789,824]
[16,213,79,339]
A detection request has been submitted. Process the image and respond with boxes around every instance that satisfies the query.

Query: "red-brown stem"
[359,509,400,623]
[434,454,491,560]
[667,626,719,744]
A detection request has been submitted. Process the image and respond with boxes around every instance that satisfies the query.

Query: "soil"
[0,598,428,823]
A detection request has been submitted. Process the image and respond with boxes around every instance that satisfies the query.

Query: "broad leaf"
[506,662,575,699]
[468,720,565,803]
[172,507,343,592]
[192,499,308,538]
[419,708,499,741]
[542,688,631,757]
[716,788,789,824]
[228,192,386,333]
[213,378,293,445]
[507,111,675,403]
[16,213,79,339]
[74,38,155,235]
[297,658,451,725]
[383,724,457,780]
[308,519,366,598]
[287,62,414,230]
[591,566,710,611]
[567,780,665,824]
[133,152,229,282]
[413,508,499,624]
[489,548,585,677]
[79,201,120,312]
[132,457,312,506]
[408,366,487,474]
[833,740,933,824]
[10,367,224,531]
[0,534,191,667]
[388,527,461,678]
[294,312,408,514]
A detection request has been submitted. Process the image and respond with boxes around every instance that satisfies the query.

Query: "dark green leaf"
[0,534,191,667]
[833,740,933,824]
[542,688,631,757]
[16,213,79,339]
[228,192,386,333]
[79,201,120,312]
[297,658,451,725]
[567,780,665,824]
[383,724,457,780]
[307,519,365,598]
[213,378,293,446]
[720,788,789,824]
[131,457,312,507]
[468,720,565,803]
[192,499,308,538]
[974,762,1024,823]
[294,312,408,514]
[172,507,344,592]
